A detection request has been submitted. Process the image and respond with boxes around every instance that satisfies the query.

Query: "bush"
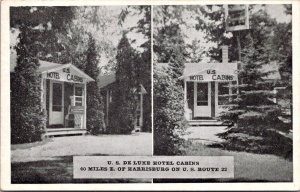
[86,82,105,134]
[108,89,136,134]
[216,108,292,160]
[153,67,187,155]
[11,53,46,144]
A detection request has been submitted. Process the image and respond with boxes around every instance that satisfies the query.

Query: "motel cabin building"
[98,73,147,132]
[159,46,282,126]
[11,60,94,137]
[182,46,238,125]
[11,57,148,137]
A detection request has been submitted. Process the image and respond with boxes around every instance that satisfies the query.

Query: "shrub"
[153,66,187,155]
[11,30,46,143]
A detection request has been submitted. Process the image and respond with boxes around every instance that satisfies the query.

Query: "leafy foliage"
[61,7,118,72]
[154,6,188,79]
[10,7,74,63]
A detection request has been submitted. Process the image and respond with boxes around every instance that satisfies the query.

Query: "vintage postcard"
[1,0,299,191]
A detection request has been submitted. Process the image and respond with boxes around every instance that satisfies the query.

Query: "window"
[74,85,83,106]
[218,82,229,105]
[218,81,237,105]
[197,83,208,106]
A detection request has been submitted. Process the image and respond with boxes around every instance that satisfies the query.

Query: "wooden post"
[41,77,47,138]
[84,82,87,130]
[184,79,187,108]
[106,90,109,127]
[140,92,143,128]
[184,79,188,120]
[215,82,219,116]
[40,77,44,111]
[43,79,47,111]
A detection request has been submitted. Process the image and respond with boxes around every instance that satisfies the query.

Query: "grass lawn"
[11,133,152,183]
[12,156,151,183]
[155,140,293,183]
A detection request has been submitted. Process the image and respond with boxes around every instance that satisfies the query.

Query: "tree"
[108,34,137,134]
[10,7,74,63]
[156,24,187,80]
[11,28,46,144]
[85,34,106,135]
[118,6,152,132]
[215,9,292,160]
[60,6,118,72]
[153,6,188,155]
[186,38,206,63]
[10,7,74,143]
[269,20,292,117]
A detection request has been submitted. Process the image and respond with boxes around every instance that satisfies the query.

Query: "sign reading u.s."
[44,68,84,83]
[188,69,237,82]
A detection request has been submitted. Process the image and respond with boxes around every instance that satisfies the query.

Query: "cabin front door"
[194,82,211,117]
[49,81,64,126]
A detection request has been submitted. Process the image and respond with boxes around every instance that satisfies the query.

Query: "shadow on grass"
[11,155,151,184]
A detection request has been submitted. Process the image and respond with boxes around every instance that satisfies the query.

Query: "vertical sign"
[224,4,249,31]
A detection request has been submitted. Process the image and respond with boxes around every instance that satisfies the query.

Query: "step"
[45,129,86,137]
[46,128,85,132]
[188,120,223,126]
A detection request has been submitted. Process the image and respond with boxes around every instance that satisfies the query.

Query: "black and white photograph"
[9,5,152,183]
[153,4,293,182]
[1,0,299,191]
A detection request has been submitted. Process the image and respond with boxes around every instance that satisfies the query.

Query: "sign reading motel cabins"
[189,68,237,82]
[184,62,238,82]
[42,65,85,83]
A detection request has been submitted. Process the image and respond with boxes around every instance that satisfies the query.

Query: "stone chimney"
[221,45,228,63]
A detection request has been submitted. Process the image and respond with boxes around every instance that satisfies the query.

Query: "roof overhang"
[180,62,238,82]
[39,60,94,83]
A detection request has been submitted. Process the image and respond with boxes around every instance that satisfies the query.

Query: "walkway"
[183,126,227,145]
